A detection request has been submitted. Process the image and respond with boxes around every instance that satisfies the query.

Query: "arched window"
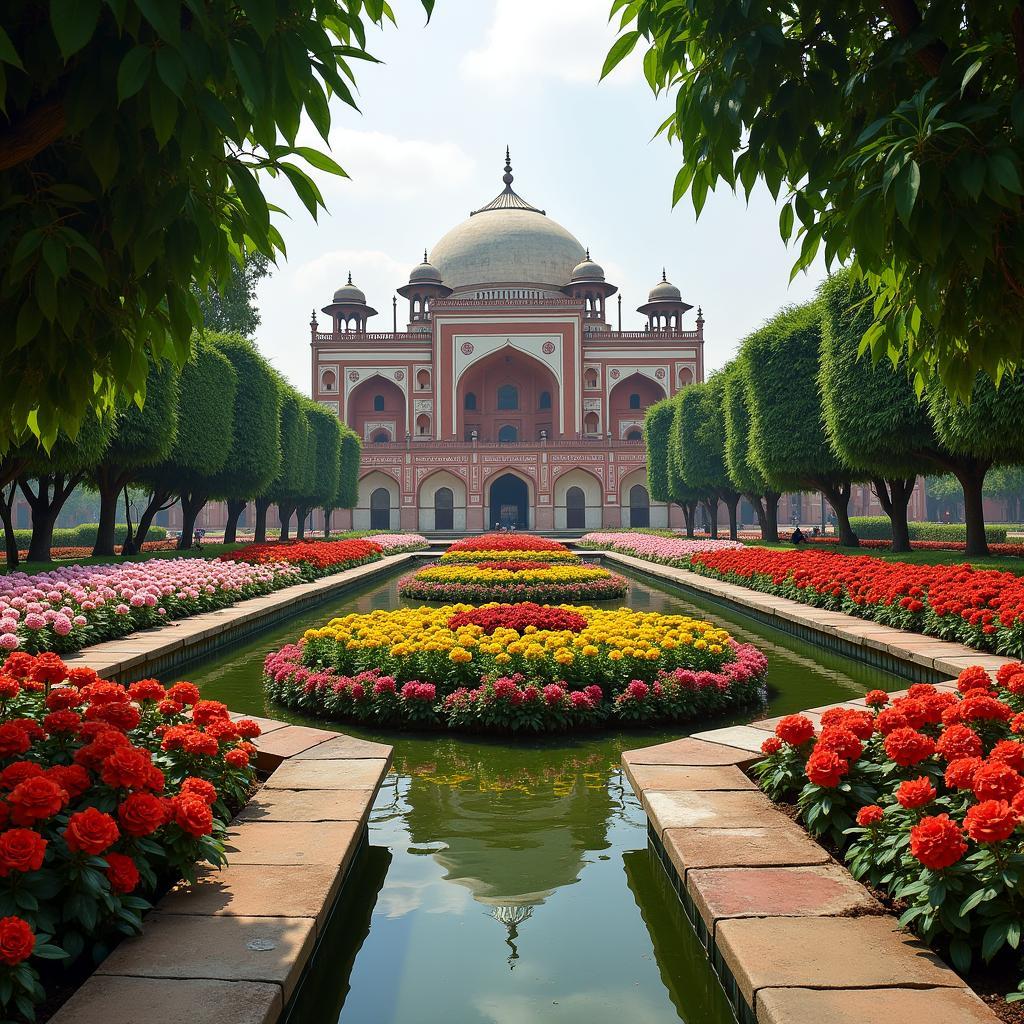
[679,366,694,386]
[373,394,385,412]
[416,414,430,436]
[321,370,336,392]
[464,392,477,410]
[434,487,454,531]
[416,369,430,390]
[585,369,598,389]
[583,412,599,434]
[497,384,519,410]
[629,484,650,528]
[371,430,390,444]
[498,425,518,443]
[626,429,643,442]
[370,487,391,530]
[629,393,641,409]
[539,390,551,410]
[566,486,586,529]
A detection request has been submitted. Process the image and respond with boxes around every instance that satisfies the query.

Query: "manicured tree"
[295,402,341,540]
[743,301,862,546]
[204,334,282,545]
[647,398,696,534]
[325,427,361,538]
[88,359,180,556]
[819,271,942,553]
[256,385,306,544]
[676,378,741,540]
[607,1,1024,397]
[722,359,780,541]
[18,415,112,562]
[135,340,237,548]
[662,395,703,537]
[0,1,433,451]
[927,374,1024,556]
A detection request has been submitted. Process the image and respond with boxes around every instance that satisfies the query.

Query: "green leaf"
[117,46,152,103]
[671,164,694,207]
[135,0,181,45]
[601,30,640,81]
[989,153,1023,195]
[292,146,347,177]
[960,58,983,96]
[0,25,23,69]
[50,0,101,59]
[779,202,794,242]
[895,160,920,225]
[155,47,187,97]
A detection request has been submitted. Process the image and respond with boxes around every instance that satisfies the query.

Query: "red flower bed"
[446,604,589,635]
[803,537,1024,556]
[688,546,1024,657]
[0,651,259,1018]
[756,664,1024,996]
[222,538,383,572]
[446,534,568,553]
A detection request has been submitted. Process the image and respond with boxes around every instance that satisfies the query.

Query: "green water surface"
[177,566,899,1024]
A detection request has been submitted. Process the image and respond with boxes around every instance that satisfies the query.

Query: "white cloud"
[461,0,642,89]
[296,124,476,201]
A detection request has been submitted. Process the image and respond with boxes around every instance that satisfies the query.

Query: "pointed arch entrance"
[488,473,530,531]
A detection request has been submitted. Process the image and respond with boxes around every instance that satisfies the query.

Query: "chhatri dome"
[647,269,682,302]
[333,272,367,304]
[429,148,586,292]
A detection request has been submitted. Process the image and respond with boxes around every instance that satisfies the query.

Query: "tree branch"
[881,0,948,77]
[0,98,66,173]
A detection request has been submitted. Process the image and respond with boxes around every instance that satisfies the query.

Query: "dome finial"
[503,145,514,187]
[661,267,667,282]
[423,248,428,263]
[585,247,590,259]
[347,271,353,285]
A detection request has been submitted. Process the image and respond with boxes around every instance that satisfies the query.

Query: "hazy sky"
[253,0,828,393]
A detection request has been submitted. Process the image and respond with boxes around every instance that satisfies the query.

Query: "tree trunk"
[135,489,174,549]
[120,487,138,556]
[176,493,207,550]
[701,498,719,539]
[951,461,991,557]
[872,477,915,553]
[323,507,332,540]
[820,480,859,548]
[750,496,767,537]
[223,499,247,544]
[295,506,308,540]
[92,473,121,557]
[0,484,18,570]
[277,504,295,541]
[762,492,780,542]
[723,492,740,541]
[20,474,80,563]
[679,502,696,538]
[254,497,272,543]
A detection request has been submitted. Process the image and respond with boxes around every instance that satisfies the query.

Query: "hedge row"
[10,523,168,549]
[849,516,1021,543]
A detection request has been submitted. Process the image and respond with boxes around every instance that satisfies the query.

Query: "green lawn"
[744,538,1024,575]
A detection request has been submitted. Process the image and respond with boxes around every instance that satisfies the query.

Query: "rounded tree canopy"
[927,372,1024,462]
[743,300,849,491]
[644,398,676,504]
[667,394,704,505]
[21,410,112,477]
[819,270,939,478]
[265,384,308,506]
[676,377,733,495]
[336,427,361,509]
[301,399,341,509]
[206,332,282,501]
[722,358,770,497]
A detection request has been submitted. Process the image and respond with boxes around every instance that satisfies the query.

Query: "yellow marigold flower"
[449,647,473,663]
[582,645,599,656]
[609,649,624,661]
[495,653,512,664]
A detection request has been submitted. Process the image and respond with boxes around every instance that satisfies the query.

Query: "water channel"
[172,563,900,1024]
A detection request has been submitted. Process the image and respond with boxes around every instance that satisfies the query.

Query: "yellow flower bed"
[440,548,580,563]
[300,602,734,688]
[413,564,612,584]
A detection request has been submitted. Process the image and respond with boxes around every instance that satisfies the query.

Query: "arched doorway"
[488,474,529,531]
[370,487,391,530]
[565,486,586,529]
[435,487,454,531]
[629,484,650,528]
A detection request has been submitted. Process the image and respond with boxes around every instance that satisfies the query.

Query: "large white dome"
[429,150,585,292]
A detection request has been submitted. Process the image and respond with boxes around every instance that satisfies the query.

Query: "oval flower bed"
[446,534,569,553]
[756,664,1024,1000]
[397,560,629,603]
[0,650,260,1019]
[263,602,767,733]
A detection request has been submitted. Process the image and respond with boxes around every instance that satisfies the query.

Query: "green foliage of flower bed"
[850,517,1018,543]
[9,525,168,550]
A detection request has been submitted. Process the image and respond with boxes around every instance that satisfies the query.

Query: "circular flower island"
[398,533,629,604]
[264,601,768,734]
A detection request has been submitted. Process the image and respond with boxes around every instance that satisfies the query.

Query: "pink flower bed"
[578,532,745,565]
[361,534,429,553]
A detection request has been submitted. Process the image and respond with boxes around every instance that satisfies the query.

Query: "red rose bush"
[755,663,1024,995]
[0,651,259,1018]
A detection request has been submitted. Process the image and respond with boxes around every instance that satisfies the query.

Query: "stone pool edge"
[54,550,422,685]
[50,717,393,1024]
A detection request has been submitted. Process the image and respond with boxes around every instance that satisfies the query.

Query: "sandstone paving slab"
[624,764,756,794]
[263,756,391,791]
[644,790,781,835]
[234,787,375,824]
[228,712,289,735]
[687,864,879,933]
[223,820,360,868]
[157,863,344,929]
[50,976,282,1024]
[688,725,773,754]
[292,734,393,760]
[253,725,339,762]
[755,984,999,1024]
[96,913,315,1001]
[716,915,963,1007]
[663,826,831,876]
[623,738,756,768]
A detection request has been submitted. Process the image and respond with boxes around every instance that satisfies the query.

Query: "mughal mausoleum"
[318,152,703,533]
